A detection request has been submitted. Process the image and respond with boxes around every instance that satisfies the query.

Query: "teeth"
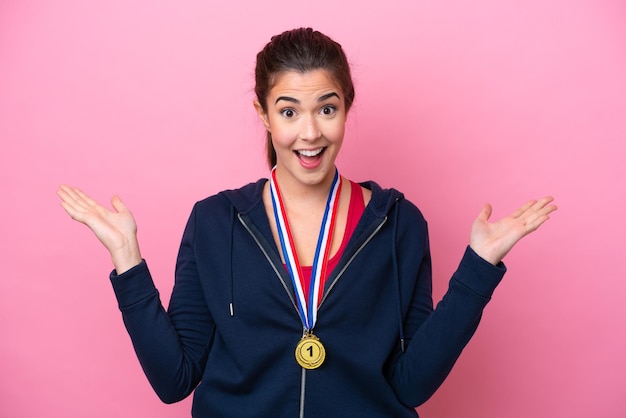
[298,148,323,157]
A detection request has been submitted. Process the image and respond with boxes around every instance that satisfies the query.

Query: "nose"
[299,114,321,141]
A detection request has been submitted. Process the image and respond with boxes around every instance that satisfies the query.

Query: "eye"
[320,105,336,116]
[280,108,297,118]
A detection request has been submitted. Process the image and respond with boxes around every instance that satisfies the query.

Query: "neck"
[272,166,338,204]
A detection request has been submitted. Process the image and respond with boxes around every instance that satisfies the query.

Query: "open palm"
[470,197,557,265]
[57,185,142,273]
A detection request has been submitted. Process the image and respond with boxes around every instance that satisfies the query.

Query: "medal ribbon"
[269,167,342,331]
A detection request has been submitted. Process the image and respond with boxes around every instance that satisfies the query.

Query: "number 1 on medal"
[295,334,326,369]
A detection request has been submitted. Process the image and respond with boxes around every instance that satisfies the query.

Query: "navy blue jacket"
[111,179,505,417]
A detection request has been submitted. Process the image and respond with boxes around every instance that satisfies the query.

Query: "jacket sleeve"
[110,204,215,404]
[387,203,506,407]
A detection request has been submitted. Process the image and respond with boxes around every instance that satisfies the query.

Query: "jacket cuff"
[453,246,507,299]
[109,259,158,309]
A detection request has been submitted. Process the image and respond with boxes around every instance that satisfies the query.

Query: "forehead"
[269,69,343,99]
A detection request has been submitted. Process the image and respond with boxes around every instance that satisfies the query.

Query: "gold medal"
[295,333,326,369]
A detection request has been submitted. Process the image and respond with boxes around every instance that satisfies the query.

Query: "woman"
[57,28,556,418]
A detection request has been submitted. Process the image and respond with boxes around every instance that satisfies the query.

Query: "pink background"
[2,0,625,417]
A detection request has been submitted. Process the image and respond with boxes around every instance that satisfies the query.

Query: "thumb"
[111,195,127,214]
[477,203,493,222]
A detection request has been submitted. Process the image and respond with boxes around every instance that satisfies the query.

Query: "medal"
[270,167,341,369]
[295,333,326,369]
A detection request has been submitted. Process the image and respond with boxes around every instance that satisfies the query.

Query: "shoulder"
[180,179,268,237]
[358,180,427,225]
[193,178,267,215]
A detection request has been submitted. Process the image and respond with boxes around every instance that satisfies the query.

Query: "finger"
[58,185,111,224]
[57,184,79,204]
[523,213,552,233]
[511,199,537,218]
[111,195,127,214]
[59,198,89,223]
[477,203,493,222]
[545,204,558,215]
[58,185,92,210]
[57,185,87,213]
[56,185,72,204]
[69,187,118,222]
[531,196,555,211]
[526,197,557,221]
[520,200,557,233]
[73,187,101,209]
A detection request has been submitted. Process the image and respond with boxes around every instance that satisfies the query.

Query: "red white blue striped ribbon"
[269,167,342,331]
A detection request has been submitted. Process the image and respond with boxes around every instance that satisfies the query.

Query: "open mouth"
[296,147,325,159]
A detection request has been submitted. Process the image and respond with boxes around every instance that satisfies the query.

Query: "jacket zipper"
[239,213,388,418]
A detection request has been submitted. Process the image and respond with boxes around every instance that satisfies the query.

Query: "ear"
[253,100,271,131]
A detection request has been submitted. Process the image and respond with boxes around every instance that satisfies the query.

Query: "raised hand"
[57,185,142,274]
[469,197,557,265]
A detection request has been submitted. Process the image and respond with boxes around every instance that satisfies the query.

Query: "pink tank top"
[298,180,365,302]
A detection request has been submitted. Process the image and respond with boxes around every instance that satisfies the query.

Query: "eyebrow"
[274,92,340,105]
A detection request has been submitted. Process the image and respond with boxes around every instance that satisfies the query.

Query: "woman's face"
[255,69,346,190]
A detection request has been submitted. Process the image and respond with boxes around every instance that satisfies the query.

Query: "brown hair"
[254,28,355,168]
